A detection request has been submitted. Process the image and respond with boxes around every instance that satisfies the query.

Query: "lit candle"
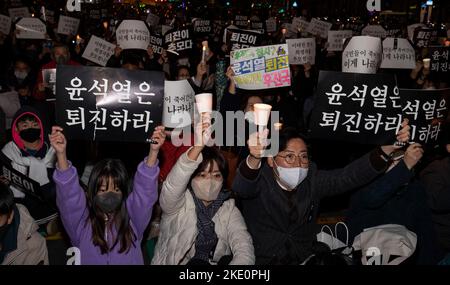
[201,41,208,63]
[274,122,283,131]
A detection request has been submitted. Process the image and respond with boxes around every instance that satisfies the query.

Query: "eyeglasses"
[276,153,309,165]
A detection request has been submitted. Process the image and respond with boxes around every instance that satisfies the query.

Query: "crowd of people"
[0,2,450,265]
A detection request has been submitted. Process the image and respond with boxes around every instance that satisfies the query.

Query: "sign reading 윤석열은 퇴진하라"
[56,65,164,143]
[230,44,291,90]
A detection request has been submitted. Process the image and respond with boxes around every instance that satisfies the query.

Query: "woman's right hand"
[49,126,67,155]
[247,129,269,159]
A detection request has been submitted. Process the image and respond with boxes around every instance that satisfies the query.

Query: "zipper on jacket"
[104,215,109,243]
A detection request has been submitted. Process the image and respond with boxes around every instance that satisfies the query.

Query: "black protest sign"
[56,65,164,143]
[412,28,438,48]
[234,15,249,29]
[309,71,402,145]
[399,88,449,146]
[429,46,449,73]
[0,155,42,200]
[164,28,193,57]
[193,19,211,34]
[149,33,163,55]
[226,28,262,51]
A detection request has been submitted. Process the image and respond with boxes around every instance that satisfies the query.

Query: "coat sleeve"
[159,147,203,215]
[316,150,385,199]
[126,158,160,238]
[420,160,450,212]
[53,162,88,246]
[227,204,255,265]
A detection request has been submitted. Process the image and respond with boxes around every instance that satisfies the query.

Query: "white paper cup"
[195,93,213,113]
[253,103,272,126]
[423,58,431,69]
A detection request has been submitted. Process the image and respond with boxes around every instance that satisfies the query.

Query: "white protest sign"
[327,30,353,51]
[116,20,150,50]
[380,38,415,69]
[407,23,426,41]
[163,80,195,128]
[342,36,382,74]
[0,15,12,35]
[265,18,277,33]
[15,18,46,39]
[361,25,387,38]
[292,17,309,32]
[146,13,160,27]
[8,7,30,19]
[82,36,116,67]
[230,44,291,90]
[306,18,332,38]
[57,15,80,36]
[287,38,316,65]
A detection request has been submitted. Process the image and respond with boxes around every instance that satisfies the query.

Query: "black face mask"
[94,192,122,213]
[0,223,11,241]
[19,128,41,143]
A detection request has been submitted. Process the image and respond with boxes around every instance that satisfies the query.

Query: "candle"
[201,41,208,63]
[274,122,283,131]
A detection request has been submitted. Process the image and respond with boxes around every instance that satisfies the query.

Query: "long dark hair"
[86,159,136,254]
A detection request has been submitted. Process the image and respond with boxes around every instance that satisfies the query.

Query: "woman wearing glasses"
[232,122,411,265]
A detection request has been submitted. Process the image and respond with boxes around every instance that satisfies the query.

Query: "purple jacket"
[53,159,159,265]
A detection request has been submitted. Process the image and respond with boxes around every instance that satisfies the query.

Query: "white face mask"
[191,177,223,202]
[273,159,308,191]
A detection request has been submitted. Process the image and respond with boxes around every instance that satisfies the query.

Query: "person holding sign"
[152,118,255,265]
[50,125,165,265]
[232,120,411,265]
[0,182,49,265]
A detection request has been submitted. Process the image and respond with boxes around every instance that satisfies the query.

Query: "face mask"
[94,192,123,213]
[0,222,11,241]
[191,177,223,202]
[14,70,28,80]
[55,55,69,65]
[273,159,308,191]
[19,128,41,143]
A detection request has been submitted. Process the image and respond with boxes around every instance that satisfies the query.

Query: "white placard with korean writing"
[163,80,195,128]
[265,18,277,33]
[306,18,332,38]
[15,18,46,39]
[361,25,387,38]
[327,30,353,51]
[0,15,11,35]
[146,13,160,27]
[116,20,150,50]
[342,36,382,74]
[57,15,80,36]
[287,38,316,65]
[292,17,310,32]
[8,7,30,19]
[380,38,416,69]
[230,44,291,90]
[82,36,116,67]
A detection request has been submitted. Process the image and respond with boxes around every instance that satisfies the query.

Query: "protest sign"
[57,15,80,36]
[56,66,164,142]
[149,33,163,55]
[327,30,353,51]
[230,44,291,90]
[164,28,193,56]
[286,38,316,65]
[292,17,309,32]
[116,20,150,50]
[163,80,195,128]
[361,25,387,38]
[193,19,211,34]
[15,17,46,39]
[82,35,116,67]
[342,36,382,74]
[8,7,30,19]
[0,155,42,199]
[380,38,416,69]
[226,28,262,51]
[42,68,56,101]
[0,15,12,35]
[306,18,332,38]
[265,18,277,33]
[412,27,438,48]
[429,47,449,73]
[309,71,402,144]
[146,13,160,27]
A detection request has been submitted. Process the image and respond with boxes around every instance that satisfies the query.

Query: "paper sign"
[327,30,353,51]
[15,17,46,39]
[265,18,277,33]
[193,19,211,34]
[163,80,195,128]
[407,23,426,41]
[42,68,56,100]
[380,38,416,69]
[287,38,316,65]
[146,13,160,27]
[429,47,449,73]
[149,34,163,55]
[227,28,262,51]
[57,15,80,36]
[342,36,382,74]
[292,17,309,32]
[0,15,12,35]
[116,20,150,50]
[230,44,291,90]
[8,7,30,19]
[361,25,387,38]
[82,35,116,67]
[164,28,193,56]
[306,18,332,38]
